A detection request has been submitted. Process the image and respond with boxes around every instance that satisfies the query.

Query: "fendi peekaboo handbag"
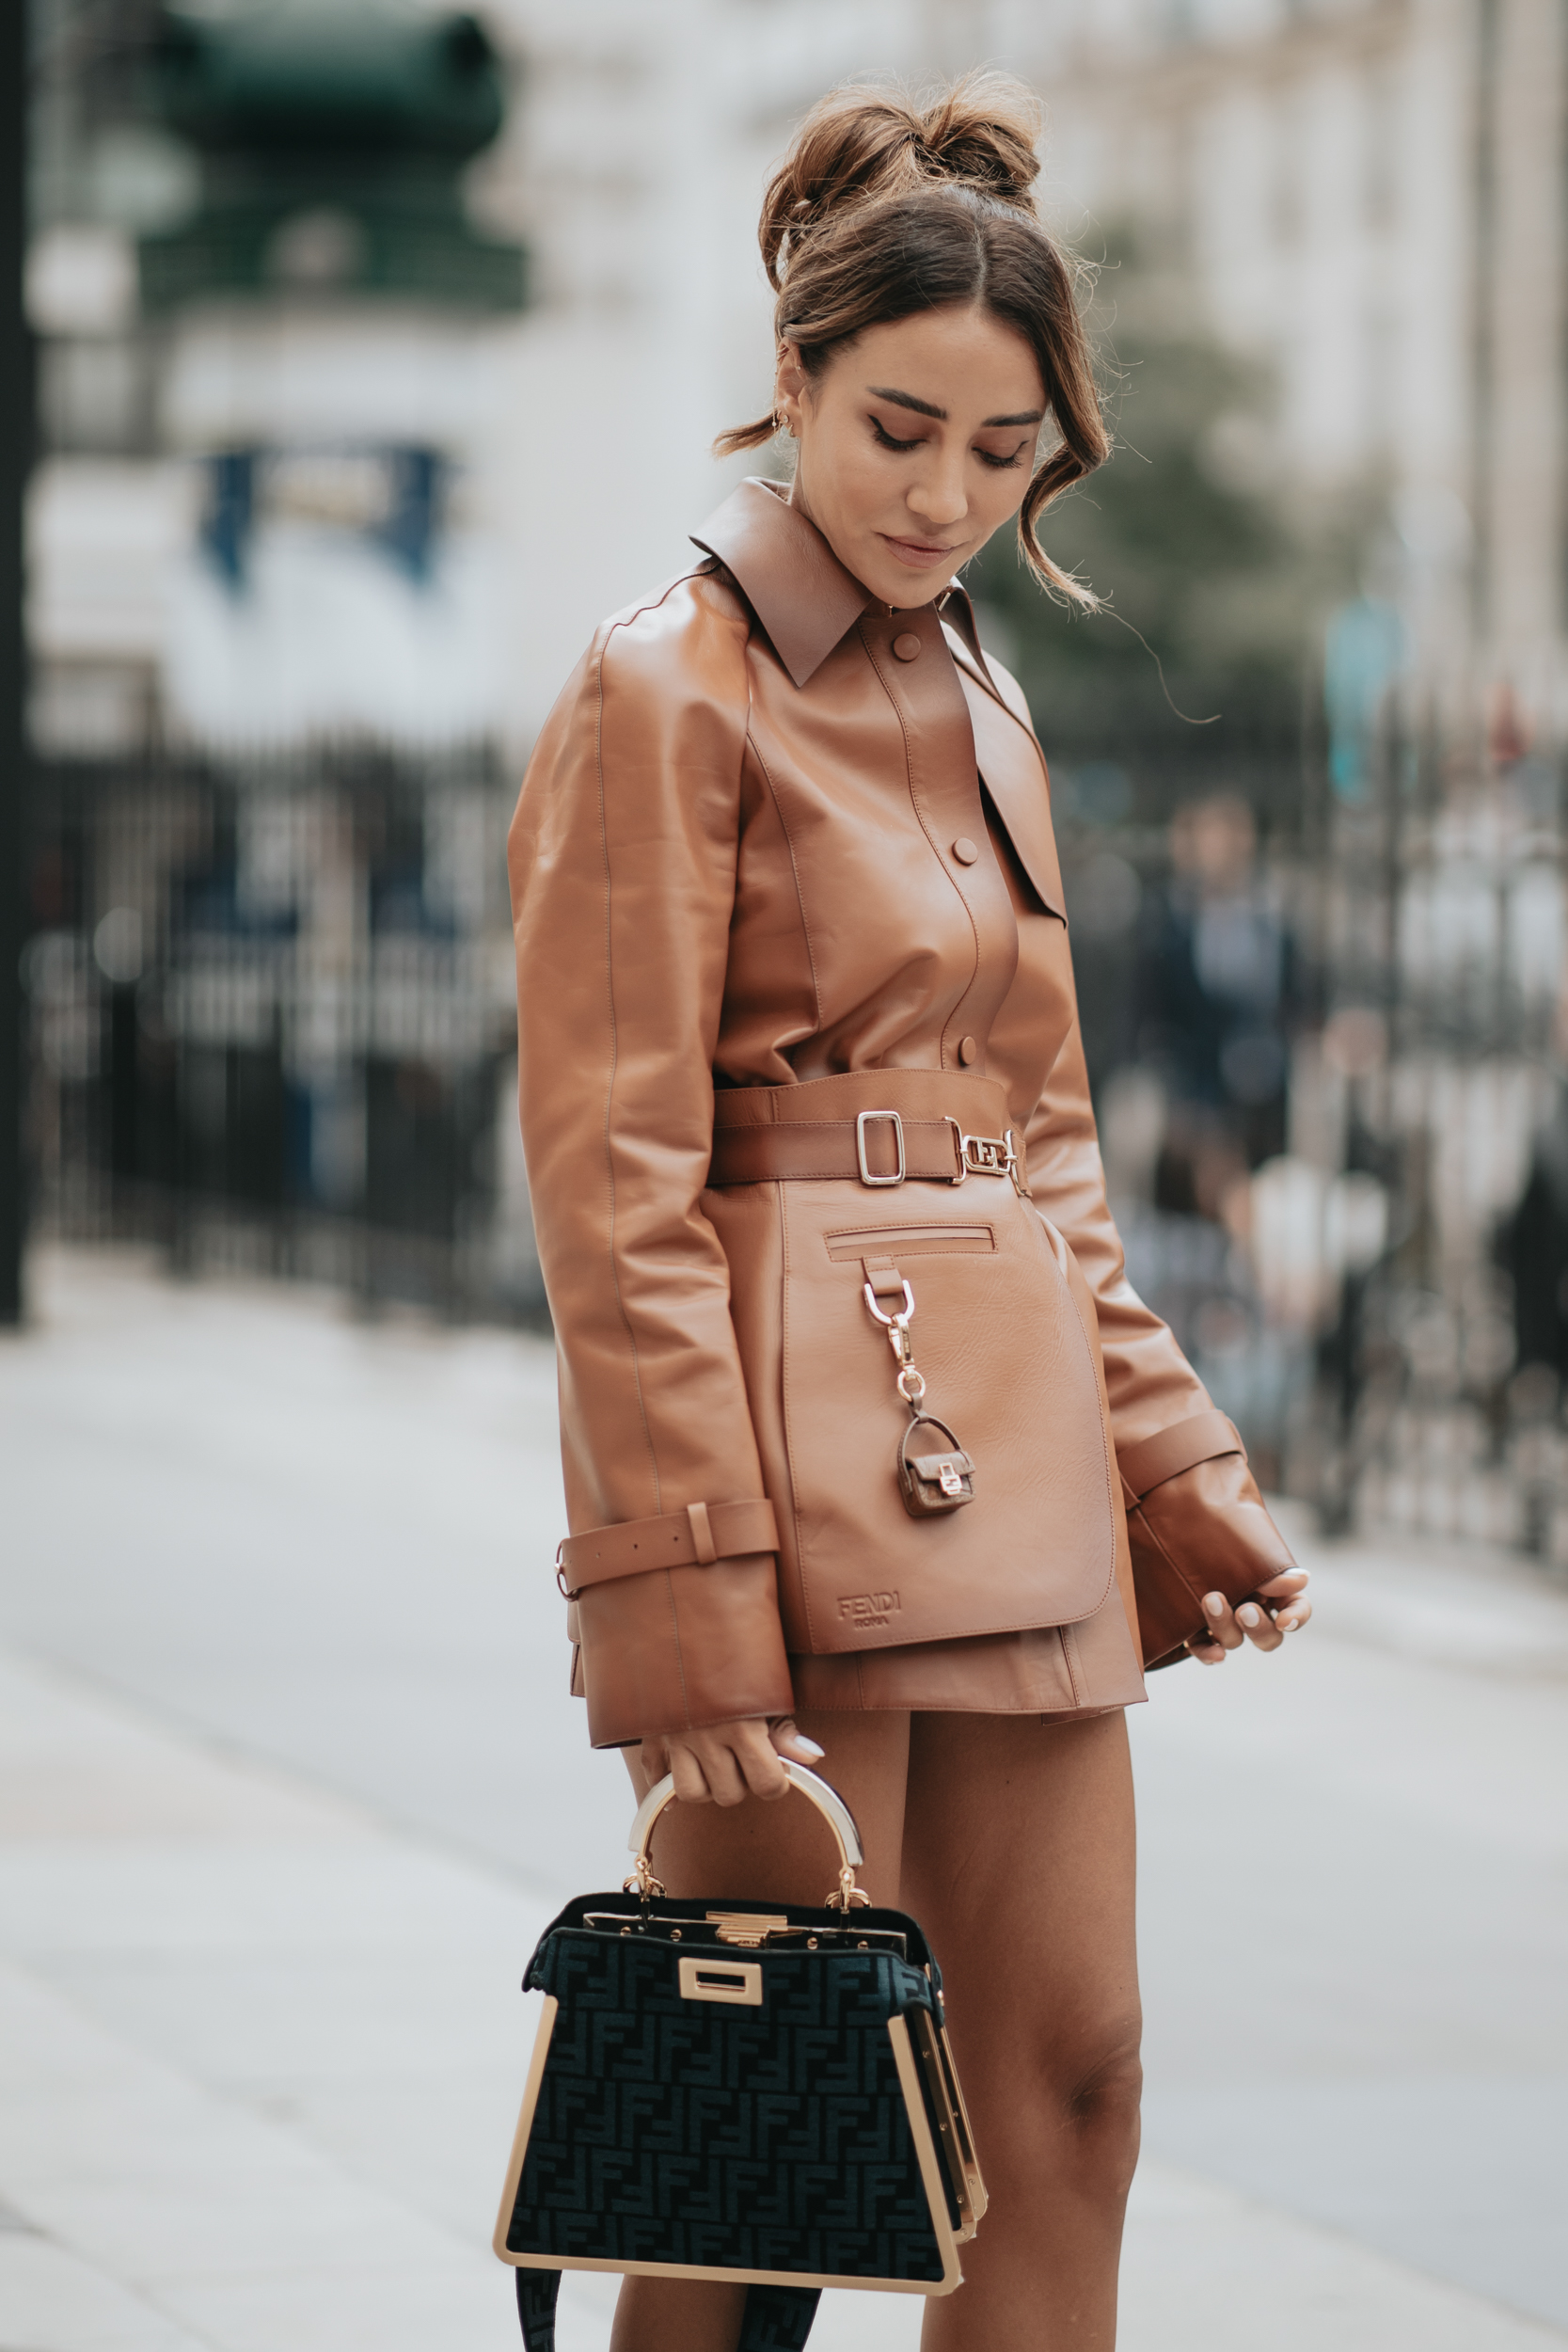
[494,1762,986,2350]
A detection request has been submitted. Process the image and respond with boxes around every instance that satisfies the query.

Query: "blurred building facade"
[26,2,536,1312]
[24,0,1568,1560]
[1028,0,1565,723]
[1019,0,1568,1552]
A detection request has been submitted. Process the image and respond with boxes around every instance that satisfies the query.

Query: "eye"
[975,442,1029,471]
[870,415,923,453]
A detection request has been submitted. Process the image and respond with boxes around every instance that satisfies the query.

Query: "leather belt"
[709,1107,1028,1193]
[558,1498,780,1595]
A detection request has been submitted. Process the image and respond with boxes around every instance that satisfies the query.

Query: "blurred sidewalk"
[1,1248,1565,2352]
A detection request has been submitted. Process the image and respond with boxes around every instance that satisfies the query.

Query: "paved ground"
[2,1246,1565,2350]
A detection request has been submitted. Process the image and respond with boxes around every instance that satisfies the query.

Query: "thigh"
[623,1709,911,1907]
[901,1710,1140,2085]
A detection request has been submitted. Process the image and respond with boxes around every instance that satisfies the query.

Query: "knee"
[958,2003,1143,2198]
[1058,2027,1143,2196]
[999,2020,1141,2198]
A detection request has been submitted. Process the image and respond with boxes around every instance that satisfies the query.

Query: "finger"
[1256,1571,1310,1634]
[1200,1591,1245,1652]
[735,1727,791,1803]
[1234,1597,1285,1653]
[768,1717,826,1765]
[1185,1632,1227,1665]
[699,1737,752,1808]
[668,1741,713,1805]
[1250,1570,1312,1633]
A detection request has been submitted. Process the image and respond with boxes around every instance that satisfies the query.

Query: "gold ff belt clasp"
[855,1109,1026,1194]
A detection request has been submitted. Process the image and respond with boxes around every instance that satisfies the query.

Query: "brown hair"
[716,72,1108,604]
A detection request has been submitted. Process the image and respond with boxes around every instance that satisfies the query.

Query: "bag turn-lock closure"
[678,1956,763,2006]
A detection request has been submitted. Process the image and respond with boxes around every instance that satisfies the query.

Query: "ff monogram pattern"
[502,1923,953,2281]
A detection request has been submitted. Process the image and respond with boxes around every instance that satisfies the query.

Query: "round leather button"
[892,631,922,661]
[958,1035,979,1066]
[952,836,979,865]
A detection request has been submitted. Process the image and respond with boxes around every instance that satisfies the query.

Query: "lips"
[879,533,962,568]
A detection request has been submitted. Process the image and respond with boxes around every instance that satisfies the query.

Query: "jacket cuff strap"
[1117,1410,1243,1506]
[559,1498,780,1597]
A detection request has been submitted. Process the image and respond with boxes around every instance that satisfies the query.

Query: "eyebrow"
[867,385,1046,428]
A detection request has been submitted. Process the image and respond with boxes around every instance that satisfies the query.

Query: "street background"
[3,1245,1567,2351]
[8,0,1568,2344]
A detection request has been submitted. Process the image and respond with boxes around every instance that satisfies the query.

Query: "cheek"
[821,437,893,526]
[974,469,1030,539]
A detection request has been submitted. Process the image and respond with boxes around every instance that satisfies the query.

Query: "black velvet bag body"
[494,1764,986,2350]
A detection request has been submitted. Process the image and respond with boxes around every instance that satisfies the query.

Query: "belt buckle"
[855,1108,906,1187]
[945,1116,1023,1191]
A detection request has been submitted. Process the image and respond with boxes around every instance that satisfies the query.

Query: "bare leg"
[903,1710,1140,2352]
[609,1709,911,2352]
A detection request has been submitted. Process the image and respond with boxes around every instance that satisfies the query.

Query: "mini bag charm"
[863,1264,975,1518]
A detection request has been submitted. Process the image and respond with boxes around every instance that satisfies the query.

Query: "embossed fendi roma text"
[838,1591,901,1628]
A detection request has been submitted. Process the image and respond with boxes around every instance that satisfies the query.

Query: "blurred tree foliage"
[970,236,1355,801]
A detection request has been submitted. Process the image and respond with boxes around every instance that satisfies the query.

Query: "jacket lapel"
[943,627,1068,923]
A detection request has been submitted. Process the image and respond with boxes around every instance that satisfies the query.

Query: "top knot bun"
[761,70,1042,292]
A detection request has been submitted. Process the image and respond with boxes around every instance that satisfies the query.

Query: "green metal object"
[137,3,526,310]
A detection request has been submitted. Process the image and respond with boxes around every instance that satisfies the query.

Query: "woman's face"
[775,304,1047,609]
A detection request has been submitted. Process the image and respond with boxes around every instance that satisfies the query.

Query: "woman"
[510,73,1310,2352]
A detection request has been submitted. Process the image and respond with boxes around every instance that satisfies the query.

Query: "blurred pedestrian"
[1138,791,1297,1215]
[508,72,1309,2352]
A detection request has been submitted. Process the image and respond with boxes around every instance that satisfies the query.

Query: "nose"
[908,452,968,534]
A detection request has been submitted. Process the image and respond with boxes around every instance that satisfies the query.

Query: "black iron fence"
[1047,713,1568,1565]
[24,741,545,1321]
[24,715,1568,1566]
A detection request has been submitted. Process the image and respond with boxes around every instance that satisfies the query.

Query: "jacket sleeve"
[1024,992,1297,1667]
[981,645,1296,1664]
[508,578,794,1746]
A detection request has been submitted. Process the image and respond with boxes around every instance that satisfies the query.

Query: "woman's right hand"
[642,1715,824,1806]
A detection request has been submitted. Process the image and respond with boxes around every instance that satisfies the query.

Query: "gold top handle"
[625,1759,871,1910]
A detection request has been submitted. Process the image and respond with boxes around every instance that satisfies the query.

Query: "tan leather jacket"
[510,478,1293,1748]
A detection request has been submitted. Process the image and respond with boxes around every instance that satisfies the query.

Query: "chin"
[863,555,946,604]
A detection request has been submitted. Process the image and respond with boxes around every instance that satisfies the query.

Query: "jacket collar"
[692,476,1006,700]
[690,478,875,688]
[938,582,1004,702]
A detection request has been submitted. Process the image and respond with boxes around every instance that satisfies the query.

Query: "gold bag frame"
[493,1760,987,2296]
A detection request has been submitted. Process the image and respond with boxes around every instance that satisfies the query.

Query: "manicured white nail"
[1277,1615,1298,1631]
[1204,1593,1224,1615]
[1239,1604,1260,1628]
[796,1737,825,1757]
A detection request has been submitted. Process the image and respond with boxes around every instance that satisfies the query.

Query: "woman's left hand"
[1185,1568,1311,1664]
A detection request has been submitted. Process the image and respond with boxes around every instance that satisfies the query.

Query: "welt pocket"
[824,1222,996,1263]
